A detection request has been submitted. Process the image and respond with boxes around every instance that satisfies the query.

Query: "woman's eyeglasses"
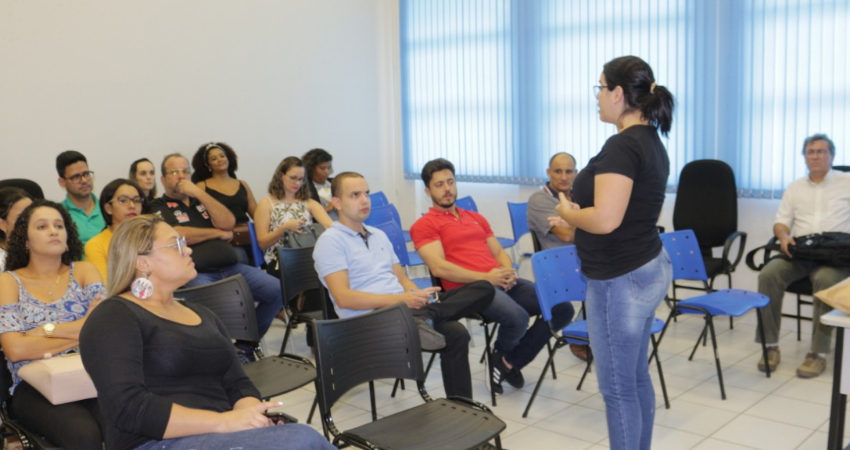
[110,196,143,206]
[147,236,188,256]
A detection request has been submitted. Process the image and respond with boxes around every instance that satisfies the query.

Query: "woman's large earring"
[131,271,154,300]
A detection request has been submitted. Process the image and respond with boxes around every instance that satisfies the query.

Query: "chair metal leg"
[688,324,708,361]
[546,339,557,379]
[650,335,670,409]
[390,378,403,398]
[523,344,558,418]
[577,349,593,390]
[756,309,772,378]
[479,322,497,364]
[368,381,377,421]
[307,395,318,424]
[279,322,294,357]
[797,293,803,341]
[705,315,726,400]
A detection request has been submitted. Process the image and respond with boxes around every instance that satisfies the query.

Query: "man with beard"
[411,158,575,395]
[57,150,105,245]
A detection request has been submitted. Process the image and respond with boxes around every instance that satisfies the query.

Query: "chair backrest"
[673,159,737,249]
[312,303,423,414]
[530,229,543,253]
[660,230,709,282]
[531,245,586,322]
[175,274,260,343]
[277,246,330,318]
[364,203,402,228]
[834,165,850,173]
[0,178,44,200]
[371,220,411,266]
[246,221,265,268]
[507,202,530,243]
[369,191,390,207]
[455,195,478,212]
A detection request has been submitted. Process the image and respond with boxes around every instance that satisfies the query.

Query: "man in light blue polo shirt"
[56,150,105,245]
[313,172,495,399]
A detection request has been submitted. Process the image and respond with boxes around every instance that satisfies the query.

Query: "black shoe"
[505,366,525,389]
[414,317,446,351]
[488,351,508,395]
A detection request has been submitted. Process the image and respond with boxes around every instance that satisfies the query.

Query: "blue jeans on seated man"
[586,249,672,450]
[184,263,283,339]
[480,278,575,370]
[134,423,335,450]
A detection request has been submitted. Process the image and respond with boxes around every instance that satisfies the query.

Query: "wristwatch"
[42,323,55,338]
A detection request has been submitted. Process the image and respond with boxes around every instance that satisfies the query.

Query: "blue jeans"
[185,263,283,338]
[134,423,334,450]
[480,278,574,369]
[586,249,671,450]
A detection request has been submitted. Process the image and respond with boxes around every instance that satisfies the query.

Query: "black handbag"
[746,232,850,270]
[282,223,325,249]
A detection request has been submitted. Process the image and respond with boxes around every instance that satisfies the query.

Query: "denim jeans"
[134,423,334,450]
[586,249,672,450]
[480,278,574,369]
[185,263,283,339]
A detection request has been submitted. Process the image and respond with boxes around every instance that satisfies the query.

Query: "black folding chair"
[175,275,318,423]
[276,246,336,356]
[313,303,506,449]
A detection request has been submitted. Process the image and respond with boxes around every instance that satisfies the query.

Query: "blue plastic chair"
[507,202,533,262]
[455,196,516,261]
[523,245,670,417]
[658,230,771,400]
[246,221,265,268]
[371,220,429,288]
[369,191,389,207]
[365,203,412,243]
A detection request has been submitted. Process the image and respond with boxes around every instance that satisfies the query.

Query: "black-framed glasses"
[110,196,143,206]
[593,85,611,96]
[65,171,95,183]
[147,236,188,256]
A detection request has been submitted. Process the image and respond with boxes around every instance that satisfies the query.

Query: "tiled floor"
[264,303,850,449]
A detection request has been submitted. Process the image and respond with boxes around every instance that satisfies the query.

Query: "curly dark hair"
[302,148,333,183]
[191,142,238,183]
[5,200,83,271]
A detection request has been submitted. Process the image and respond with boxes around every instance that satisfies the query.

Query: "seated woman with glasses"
[0,200,105,449]
[254,157,333,275]
[190,143,258,265]
[79,215,334,450]
[84,179,144,283]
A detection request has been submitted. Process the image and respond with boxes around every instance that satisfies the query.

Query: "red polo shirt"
[410,207,500,290]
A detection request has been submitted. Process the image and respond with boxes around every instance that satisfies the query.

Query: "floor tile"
[653,399,737,436]
[712,415,811,450]
[744,394,829,429]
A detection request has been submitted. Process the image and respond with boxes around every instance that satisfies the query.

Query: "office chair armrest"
[446,395,497,415]
[722,231,747,271]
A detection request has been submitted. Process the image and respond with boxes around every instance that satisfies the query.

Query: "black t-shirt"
[149,195,237,271]
[572,125,669,280]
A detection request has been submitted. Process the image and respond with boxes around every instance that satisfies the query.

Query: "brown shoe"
[757,347,780,373]
[796,352,827,378]
[570,344,589,362]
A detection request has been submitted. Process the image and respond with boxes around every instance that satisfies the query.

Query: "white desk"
[820,309,850,450]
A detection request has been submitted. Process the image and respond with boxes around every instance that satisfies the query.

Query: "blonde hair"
[107,214,162,297]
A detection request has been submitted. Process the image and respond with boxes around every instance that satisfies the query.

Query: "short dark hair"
[161,153,188,175]
[302,148,334,183]
[801,133,836,157]
[549,152,577,167]
[602,56,675,136]
[0,187,32,246]
[331,172,365,198]
[6,200,82,271]
[268,157,309,201]
[420,158,456,187]
[99,179,143,227]
[56,150,88,178]
[128,158,157,200]
[191,142,238,183]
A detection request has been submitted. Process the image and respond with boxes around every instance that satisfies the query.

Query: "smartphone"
[264,410,298,425]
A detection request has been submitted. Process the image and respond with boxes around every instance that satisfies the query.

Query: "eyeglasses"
[147,236,188,256]
[593,85,611,96]
[287,175,304,183]
[805,149,831,156]
[65,171,95,183]
[110,196,143,206]
[165,169,192,177]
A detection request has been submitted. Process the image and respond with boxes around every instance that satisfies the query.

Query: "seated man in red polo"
[411,158,575,394]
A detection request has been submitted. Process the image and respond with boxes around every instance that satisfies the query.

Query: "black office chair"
[175,275,318,423]
[671,160,747,327]
[313,303,506,449]
[0,351,60,450]
[0,179,44,200]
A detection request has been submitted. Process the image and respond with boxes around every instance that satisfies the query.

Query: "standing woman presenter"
[551,55,674,450]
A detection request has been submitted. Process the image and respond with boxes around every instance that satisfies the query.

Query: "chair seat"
[497,237,514,249]
[560,320,589,345]
[787,277,813,295]
[677,289,769,317]
[408,251,424,266]
[412,277,434,290]
[340,398,505,450]
[243,356,316,400]
[403,230,412,243]
[650,317,666,334]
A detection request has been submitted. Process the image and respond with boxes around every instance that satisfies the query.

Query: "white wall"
[0,0,399,202]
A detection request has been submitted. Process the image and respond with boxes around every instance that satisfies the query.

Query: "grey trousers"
[756,257,850,354]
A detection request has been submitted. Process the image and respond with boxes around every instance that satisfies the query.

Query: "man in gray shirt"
[526,152,587,361]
